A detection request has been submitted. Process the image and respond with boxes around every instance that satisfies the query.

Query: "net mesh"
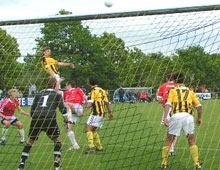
[0,6,220,170]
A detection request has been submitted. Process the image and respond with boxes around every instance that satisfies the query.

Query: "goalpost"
[0,4,220,170]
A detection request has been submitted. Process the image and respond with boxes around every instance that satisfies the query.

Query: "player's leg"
[0,119,10,144]
[92,129,103,151]
[46,118,62,169]
[161,114,181,169]
[18,119,40,170]
[18,139,35,170]
[85,123,96,153]
[12,119,26,143]
[65,103,80,150]
[53,136,62,170]
[183,114,201,169]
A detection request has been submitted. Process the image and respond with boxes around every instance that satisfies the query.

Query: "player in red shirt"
[157,73,177,156]
[0,89,30,145]
[56,78,87,151]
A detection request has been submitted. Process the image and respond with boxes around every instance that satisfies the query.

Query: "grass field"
[0,100,220,170]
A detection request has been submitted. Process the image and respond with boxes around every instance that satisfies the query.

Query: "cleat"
[20,141,26,145]
[161,164,168,169]
[85,147,96,154]
[54,167,61,170]
[0,139,6,145]
[68,144,80,151]
[18,163,25,170]
[195,164,202,169]
[96,147,103,151]
[169,151,175,156]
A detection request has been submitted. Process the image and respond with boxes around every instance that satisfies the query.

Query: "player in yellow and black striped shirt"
[42,47,75,81]
[78,77,114,154]
[161,73,202,170]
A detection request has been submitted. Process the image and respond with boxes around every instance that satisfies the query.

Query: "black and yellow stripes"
[167,84,200,116]
[90,86,108,117]
[42,56,59,75]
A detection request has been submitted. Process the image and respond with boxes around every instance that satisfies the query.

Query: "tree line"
[1,10,220,95]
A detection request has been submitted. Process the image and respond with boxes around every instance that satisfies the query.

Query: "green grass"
[0,100,220,170]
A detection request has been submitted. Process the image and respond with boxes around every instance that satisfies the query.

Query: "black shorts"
[28,118,60,141]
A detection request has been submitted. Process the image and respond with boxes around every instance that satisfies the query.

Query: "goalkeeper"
[42,47,74,82]
[18,77,68,170]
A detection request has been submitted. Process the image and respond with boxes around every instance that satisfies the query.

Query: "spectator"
[118,86,125,103]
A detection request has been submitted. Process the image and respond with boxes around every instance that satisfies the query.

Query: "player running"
[157,73,177,156]
[56,78,87,151]
[0,89,30,145]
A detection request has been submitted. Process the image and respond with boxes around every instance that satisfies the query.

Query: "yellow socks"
[93,131,103,150]
[162,146,170,165]
[190,145,200,166]
[86,131,94,148]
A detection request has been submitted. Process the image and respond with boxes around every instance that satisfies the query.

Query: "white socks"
[67,131,78,146]
[19,129,25,142]
[1,128,8,141]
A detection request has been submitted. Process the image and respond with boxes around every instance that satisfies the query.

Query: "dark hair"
[66,80,75,87]
[174,73,185,83]
[89,77,99,86]
[45,76,57,89]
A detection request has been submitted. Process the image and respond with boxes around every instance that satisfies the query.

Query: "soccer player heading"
[78,77,114,154]
[18,77,68,170]
[41,47,75,82]
[0,88,30,145]
[56,78,87,151]
[161,73,203,170]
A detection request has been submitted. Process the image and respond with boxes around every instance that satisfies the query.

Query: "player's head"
[174,73,185,84]
[66,81,75,90]
[8,88,19,98]
[89,77,99,86]
[46,76,57,89]
[42,47,51,56]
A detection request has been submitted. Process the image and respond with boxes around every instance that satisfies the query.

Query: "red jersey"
[0,98,20,117]
[157,82,175,107]
[64,88,85,105]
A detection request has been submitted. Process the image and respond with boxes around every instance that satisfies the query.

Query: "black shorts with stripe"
[28,118,60,141]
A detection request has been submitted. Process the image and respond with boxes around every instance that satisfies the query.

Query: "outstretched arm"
[57,62,75,69]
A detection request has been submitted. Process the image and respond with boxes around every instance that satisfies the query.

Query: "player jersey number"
[41,95,49,107]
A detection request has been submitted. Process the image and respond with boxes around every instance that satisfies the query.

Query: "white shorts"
[0,116,18,124]
[168,112,195,136]
[87,115,105,128]
[54,74,60,81]
[68,104,83,124]
[161,107,172,125]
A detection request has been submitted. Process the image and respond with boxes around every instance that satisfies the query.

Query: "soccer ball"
[104,1,113,7]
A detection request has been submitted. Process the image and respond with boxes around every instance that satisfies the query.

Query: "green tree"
[0,28,23,89]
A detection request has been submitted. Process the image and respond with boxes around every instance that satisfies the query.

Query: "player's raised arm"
[57,62,75,69]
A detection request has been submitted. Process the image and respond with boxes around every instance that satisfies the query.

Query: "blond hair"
[8,89,18,96]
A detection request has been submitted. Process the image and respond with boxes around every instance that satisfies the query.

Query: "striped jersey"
[166,84,201,116]
[42,56,59,75]
[88,85,108,117]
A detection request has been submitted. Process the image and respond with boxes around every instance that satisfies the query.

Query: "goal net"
[0,5,220,170]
